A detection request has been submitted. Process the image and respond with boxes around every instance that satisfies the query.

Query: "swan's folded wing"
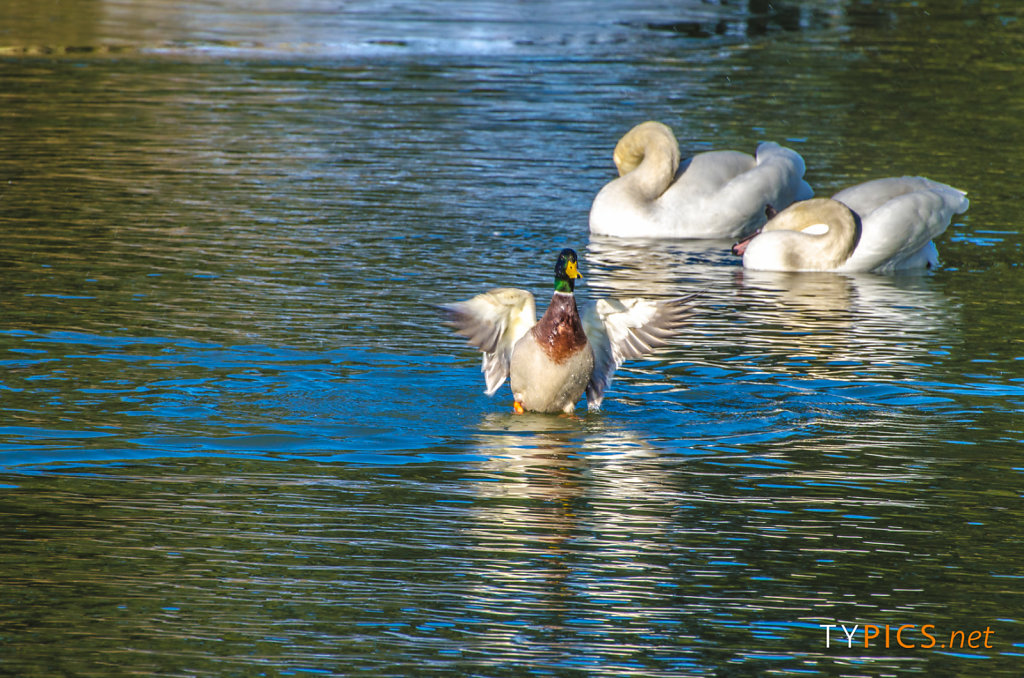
[440,288,537,395]
[581,293,699,411]
[833,176,966,217]
[673,150,756,195]
[691,143,813,236]
[751,141,814,201]
[838,179,969,272]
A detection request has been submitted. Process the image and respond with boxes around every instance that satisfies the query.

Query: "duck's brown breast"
[531,292,588,363]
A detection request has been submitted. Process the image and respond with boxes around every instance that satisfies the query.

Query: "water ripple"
[2,2,1024,676]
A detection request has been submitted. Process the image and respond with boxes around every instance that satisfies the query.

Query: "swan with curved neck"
[734,177,969,273]
[590,121,813,239]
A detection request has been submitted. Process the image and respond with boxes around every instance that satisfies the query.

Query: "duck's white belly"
[509,334,594,414]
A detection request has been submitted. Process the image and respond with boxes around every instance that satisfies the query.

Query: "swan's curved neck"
[763,198,861,269]
[612,121,680,200]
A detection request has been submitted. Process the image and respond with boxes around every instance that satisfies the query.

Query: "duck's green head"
[554,248,583,293]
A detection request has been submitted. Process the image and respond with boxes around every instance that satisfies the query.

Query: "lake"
[1,0,1022,675]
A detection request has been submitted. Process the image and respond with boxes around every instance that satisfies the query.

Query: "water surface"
[2,1,1023,676]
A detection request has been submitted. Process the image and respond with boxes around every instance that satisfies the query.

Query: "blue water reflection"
[2,0,1024,676]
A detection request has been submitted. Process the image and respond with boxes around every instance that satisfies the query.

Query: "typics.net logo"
[821,623,995,651]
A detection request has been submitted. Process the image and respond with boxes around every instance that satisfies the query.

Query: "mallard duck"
[732,177,969,273]
[441,248,697,414]
[589,121,813,239]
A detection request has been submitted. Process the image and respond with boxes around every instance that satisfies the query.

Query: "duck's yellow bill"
[566,260,583,279]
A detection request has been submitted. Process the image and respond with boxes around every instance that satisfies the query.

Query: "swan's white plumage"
[589,121,813,239]
[802,223,831,236]
[740,176,969,273]
[834,177,968,273]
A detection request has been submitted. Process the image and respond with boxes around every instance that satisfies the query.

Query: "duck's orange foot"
[513,401,525,415]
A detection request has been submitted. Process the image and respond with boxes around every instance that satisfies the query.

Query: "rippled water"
[2,1,1023,675]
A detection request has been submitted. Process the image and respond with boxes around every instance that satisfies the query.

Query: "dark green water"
[1,1,1023,675]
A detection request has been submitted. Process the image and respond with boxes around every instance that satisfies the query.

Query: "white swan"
[589,121,813,239]
[732,177,969,273]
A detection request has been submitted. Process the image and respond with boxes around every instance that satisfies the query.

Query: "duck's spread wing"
[581,293,699,411]
[440,287,537,395]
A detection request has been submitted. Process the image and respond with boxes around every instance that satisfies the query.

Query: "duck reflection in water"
[465,418,685,647]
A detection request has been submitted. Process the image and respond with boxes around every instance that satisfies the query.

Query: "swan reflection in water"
[731,268,957,380]
[583,235,958,382]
